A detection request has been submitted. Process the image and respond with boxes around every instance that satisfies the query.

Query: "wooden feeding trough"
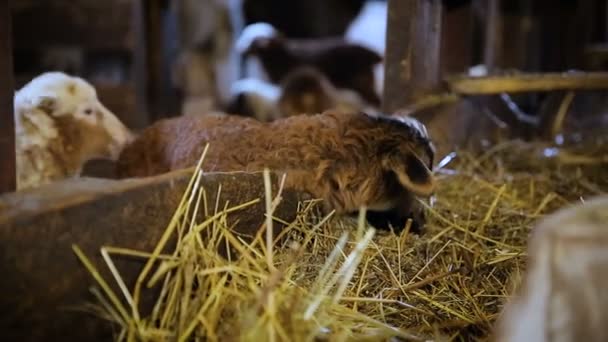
[0,170,309,341]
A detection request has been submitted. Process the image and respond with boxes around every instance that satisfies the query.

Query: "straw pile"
[74,134,608,341]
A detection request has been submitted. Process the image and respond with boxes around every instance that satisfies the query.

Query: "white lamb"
[13,72,134,190]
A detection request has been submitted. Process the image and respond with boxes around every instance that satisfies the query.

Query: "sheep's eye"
[84,109,94,115]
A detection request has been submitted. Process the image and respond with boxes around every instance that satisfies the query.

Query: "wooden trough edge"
[0,170,310,342]
[0,168,196,223]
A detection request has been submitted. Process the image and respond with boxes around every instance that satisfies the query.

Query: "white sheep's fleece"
[345,0,388,100]
[14,71,134,190]
[235,22,279,54]
[230,77,281,100]
[230,77,282,121]
[333,88,381,116]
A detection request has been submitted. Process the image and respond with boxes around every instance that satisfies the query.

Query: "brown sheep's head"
[373,114,436,233]
[16,72,135,169]
[333,112,436,233]
[277,67,337,117]
[377,115,436,197]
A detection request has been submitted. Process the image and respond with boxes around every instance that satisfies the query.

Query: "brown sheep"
[116,110,436,231]
[277,66,373,118]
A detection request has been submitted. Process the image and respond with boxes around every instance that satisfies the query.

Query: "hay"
[73,135,608,341]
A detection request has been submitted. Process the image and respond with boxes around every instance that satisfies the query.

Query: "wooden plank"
[382,0,443,113]
[0,0,15,194]
[447,72,608,95]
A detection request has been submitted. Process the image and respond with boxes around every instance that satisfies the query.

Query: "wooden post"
[441,5,473,74]
[606,0,608,42]
[382,0,443,113]
[521,0,539,71]
[133,0,149,125]
[133,0,164,125]
[0,0,15,193]
[483,0,502,72]
[568,0,598,69]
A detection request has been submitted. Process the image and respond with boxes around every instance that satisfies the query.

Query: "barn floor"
[76,132,608,341]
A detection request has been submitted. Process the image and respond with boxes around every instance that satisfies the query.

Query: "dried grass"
[73,135,608,341]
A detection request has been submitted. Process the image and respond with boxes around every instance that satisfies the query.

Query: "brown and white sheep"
[14,72,134,190]
[224,77,282,122]
[116,110,436,231]
[225,66,376,122]
[236,22,383,107]
[277,66,376,118]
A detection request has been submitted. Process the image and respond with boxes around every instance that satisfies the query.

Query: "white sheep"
[13,72,134,190]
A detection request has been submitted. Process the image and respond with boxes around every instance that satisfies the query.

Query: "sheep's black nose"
[364,209,425,235]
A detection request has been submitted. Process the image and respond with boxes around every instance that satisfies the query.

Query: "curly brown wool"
[117,110,436,231]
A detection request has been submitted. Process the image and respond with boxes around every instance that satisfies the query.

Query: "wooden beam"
[447,72,608,95]
[0,0,15,193]
[382,0,443,113]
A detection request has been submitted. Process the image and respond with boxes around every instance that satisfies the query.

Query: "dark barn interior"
[1,0,608,341]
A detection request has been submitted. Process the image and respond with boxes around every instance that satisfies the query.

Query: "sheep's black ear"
[250,36,277,52]
[33,95,58,115]
[383,152,436,197]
